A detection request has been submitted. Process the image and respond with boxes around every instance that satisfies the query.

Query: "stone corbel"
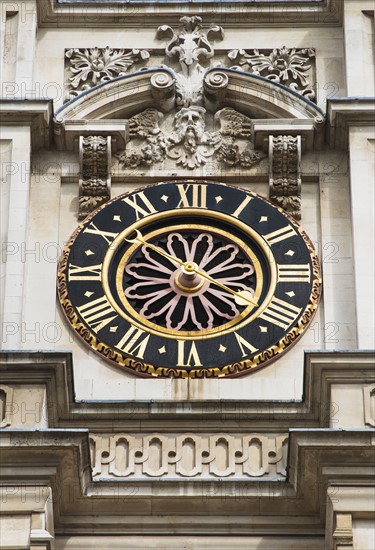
[79,136,111,221]
[332,513,353,549]
[269,135,302,221]
[0,385,14,428]
[363,384,375,427]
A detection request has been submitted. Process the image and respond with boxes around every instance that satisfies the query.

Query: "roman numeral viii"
[77,295,117,333]
[259,297,302,331]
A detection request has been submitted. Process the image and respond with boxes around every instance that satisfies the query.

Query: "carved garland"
[269,135,301,221]
[79,136,111,221]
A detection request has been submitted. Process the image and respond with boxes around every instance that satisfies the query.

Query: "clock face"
[58,181,321,378]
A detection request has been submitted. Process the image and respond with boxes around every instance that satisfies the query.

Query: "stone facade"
[0,1,374,548]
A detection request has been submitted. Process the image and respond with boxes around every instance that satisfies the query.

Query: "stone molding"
[0,351,373,430]
[54,119,127,152]
[327,98,375,149]
[37,1,343,29]
[0,99,53,150]
[90,432,287,479]
[55,68,323,127]
[0,428,373,536]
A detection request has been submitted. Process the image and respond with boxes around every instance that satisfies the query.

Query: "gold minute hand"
[125,229,258,308]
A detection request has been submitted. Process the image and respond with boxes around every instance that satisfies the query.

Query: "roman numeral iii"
[277,264,311,283]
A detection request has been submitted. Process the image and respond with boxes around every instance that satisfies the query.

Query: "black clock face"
[58,181,321,378]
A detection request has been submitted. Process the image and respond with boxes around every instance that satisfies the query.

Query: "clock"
[58,181,321,378]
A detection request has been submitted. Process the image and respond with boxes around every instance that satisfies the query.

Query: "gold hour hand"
[125,229,184,266]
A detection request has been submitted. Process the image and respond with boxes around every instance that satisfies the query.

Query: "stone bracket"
[78,135,111,221]
[54,119,127,152]
[269,135,302,221]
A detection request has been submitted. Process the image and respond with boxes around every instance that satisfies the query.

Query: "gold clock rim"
[57,181,322,378]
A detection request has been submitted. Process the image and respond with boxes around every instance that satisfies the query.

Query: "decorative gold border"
[105,219,270,340]
[57,180,322,379]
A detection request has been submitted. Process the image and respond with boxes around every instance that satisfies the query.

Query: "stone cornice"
[0,351,374,431]
[327,97,375,149]
[38,0,343,29]
[0,428,373,535]
[0,99,54,150]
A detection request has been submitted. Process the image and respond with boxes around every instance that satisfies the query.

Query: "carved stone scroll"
[157,16,224,107]
[79,136,111,221]
[90,432,288,479]
[269,135,301,220]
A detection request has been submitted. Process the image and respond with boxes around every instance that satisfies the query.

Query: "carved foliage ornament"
[64,20,315,104]
[228,47,316,101]
[65,47,150,101]
[116,106,264,170]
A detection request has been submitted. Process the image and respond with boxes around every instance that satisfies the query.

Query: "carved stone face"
[174,107,206,140]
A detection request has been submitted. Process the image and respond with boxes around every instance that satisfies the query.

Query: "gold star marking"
[109,326,118,333]
[285,291,296,297]
[215,196,223,203]
[219,344,227,352]
[113,215,121,222]
[285,250,295,256]
[161,195,169,203]
[259,326,268,333]
[85,249,94,256]
[260,216,268,222]
[158,346,166,354]
[84,291,94,298]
